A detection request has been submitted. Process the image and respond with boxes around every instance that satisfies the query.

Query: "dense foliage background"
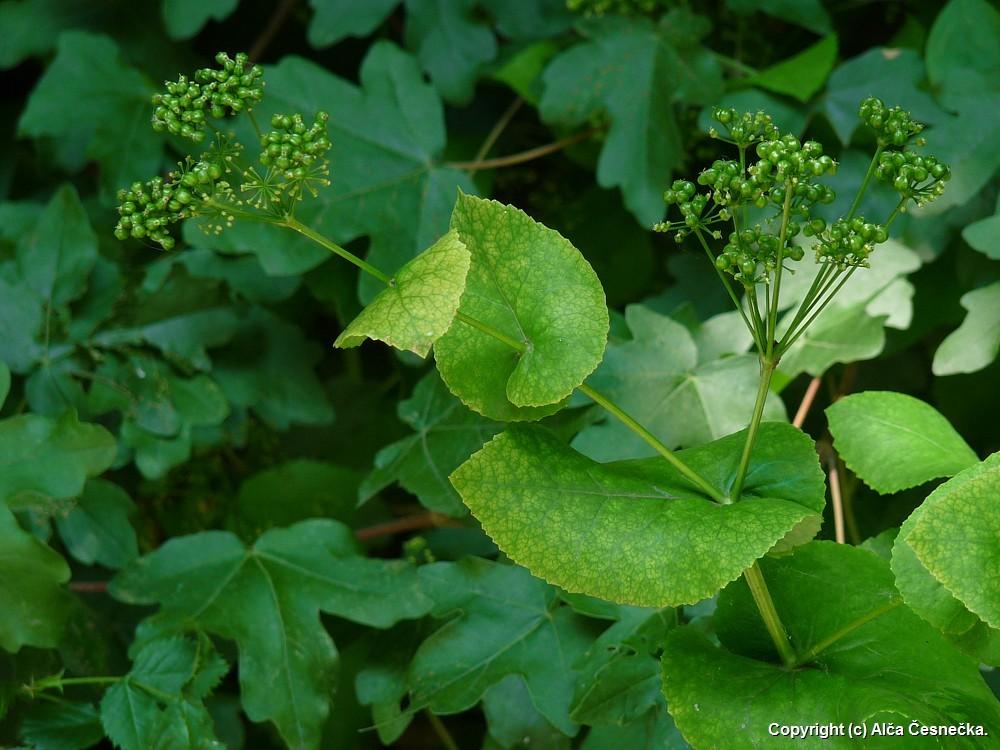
[1,0,998,748]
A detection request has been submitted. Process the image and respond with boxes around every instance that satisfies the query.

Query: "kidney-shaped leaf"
[827,391,979,494]
[905,452,1000,631]
[662,542,1000,749]
[110,520,432,750]
[450,422,824,606]
[434,194,609,421]
[335,229,471,357]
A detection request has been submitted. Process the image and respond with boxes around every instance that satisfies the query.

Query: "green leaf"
[55,479,138,570]
[570,608,675,726]
[905,452,1000,630]
[827,391,978,494]
[926,0,1000,105]
[0,361,9,410]
[306,0,400,47]
[100,637,222,750]
[213,309,334,430]
[360,371,500,516]
[110,520,432,749]
[0,411,116,506]
[927,94,1000,211]
[197,43,475,301]
[540,14,722,225]
[450,421,824,607]
[491,40,560,106]
[483,675,571,749]
[580,710,688,750]
[933,282,1000,376]
[0,0,108,69]
[354,622,427,745]
[434,194,609,421]
[0,503,71,652]
[751,34,837,102]
[572,306,785,461]
[404,0,497,104]
[963,213,1000,260]
[662,542,1000,749]
[17,184,97,308]
[823,48,945,145]
[410,558,593,734]
[232,459,361,538]
[21,701,103,750]
[18,32,161,195]
[0,263,44,373]
[892,528,1000,665]
[726,0,831,35]
[335,230,470,357]
[161,0,239,39]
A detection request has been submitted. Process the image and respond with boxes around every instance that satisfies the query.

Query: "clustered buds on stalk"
[655,98,950,358]
[152,52,264,143]
[116,53,332,250]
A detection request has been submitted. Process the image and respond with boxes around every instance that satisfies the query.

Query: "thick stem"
[827,456,846,544]
[792,376,822,428]
[846,145,882,221]
[744,562,796,668]
[579,384,727,504]
[283,216,391,284]
[730,357,775,500]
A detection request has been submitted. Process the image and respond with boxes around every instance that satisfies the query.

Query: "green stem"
[885,197,908,229]
[746,285,767,351]
[767,183,794,356]
[744,562,797,667]
[282,216,391,284]
[693,230,759,348]
[730,357,775,500]
[425,710,459,750]
[846,145,882,221]
[780,267,856,353]
[793,598,902,667]
[579,384,727,504]
[454,311,525,352]
[26,675,121,695]
[281,220,726,507]
[246,110,263,140]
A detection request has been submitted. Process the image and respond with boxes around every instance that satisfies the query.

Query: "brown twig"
[447,129,593,171]
[792,376,822,428]
[826,456,846,544]
[69,581,108,593]
[249,0,299,62]
[354,512,458,541]
[468,97,523,177]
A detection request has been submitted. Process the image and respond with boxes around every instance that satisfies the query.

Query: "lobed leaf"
[932,282,1000,376]
[110,520,432,749]
[450,422,825,606]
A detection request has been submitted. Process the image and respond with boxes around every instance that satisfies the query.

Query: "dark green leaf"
[21,701,103,750]
[410,558,593,734]
[751,34,837,102]
[360,371,500,516]
[161,0,239,39]
[540,13,722,224]
[110,520,432,749]
[306,0,400,47]
[55,479,138,570]
[404,0,497,104]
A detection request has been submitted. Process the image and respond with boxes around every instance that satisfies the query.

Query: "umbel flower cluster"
[655,97,949,357]
[115,53,331,249]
